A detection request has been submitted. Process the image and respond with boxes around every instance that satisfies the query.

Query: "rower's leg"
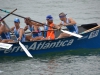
[30,36,44,41]
[1,39,14,43]
[41,37,49,40]
[8,40,15,43]
[1,39,8,43]
[57,33,70,39]
[25,35,32,41]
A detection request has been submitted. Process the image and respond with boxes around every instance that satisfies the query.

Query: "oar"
[0,17,33,57]
[0,9,17,49]
[0,43,12,49]
[0,9,17,21]
[0,9,83,38]
[80,25,100,34]
[61,30,83,38]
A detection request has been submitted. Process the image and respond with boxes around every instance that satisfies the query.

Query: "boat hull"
[0,29,100,57]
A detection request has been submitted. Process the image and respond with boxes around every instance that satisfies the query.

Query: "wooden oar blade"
[0,43,13,49]
[19,41,33,58]
[61,30,83,38]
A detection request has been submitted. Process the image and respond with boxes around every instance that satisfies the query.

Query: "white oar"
[19,41,33,58]
[0,43,12,49]
[61,29,83,38]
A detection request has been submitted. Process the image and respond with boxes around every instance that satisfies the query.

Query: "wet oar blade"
[0,43,13,49]
[19,41,33,58]
[61,29,83,38]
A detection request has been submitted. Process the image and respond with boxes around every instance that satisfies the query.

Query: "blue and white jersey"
[61,17,78,33]
[14,27,25,42]
[28,25,42,37]
[0,24,11,39]
[1,32,11,39]
[43,22,48,38]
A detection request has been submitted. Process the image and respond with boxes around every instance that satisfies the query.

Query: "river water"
[0,0,100,75]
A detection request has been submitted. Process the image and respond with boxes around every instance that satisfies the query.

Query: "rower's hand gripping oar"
[0,9,83,38]
[0,9,33,58]
[0,9,17,49]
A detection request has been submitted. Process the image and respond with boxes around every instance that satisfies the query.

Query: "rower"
[0,19,14,43]
[11,18,26,42]
[24,17,43,41]
[57,12,78,39]
[42,15,60,40]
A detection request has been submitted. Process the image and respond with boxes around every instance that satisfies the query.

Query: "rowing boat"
[0,23,100,57]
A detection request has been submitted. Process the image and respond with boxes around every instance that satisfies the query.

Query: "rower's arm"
[33,25,39,32]
[10,26,15,31]
[24,26,28,31]
[18,28,24,41]
[68,18,76,25]
[54,24,61,30]
[57,22,63,27]
[0,25,4,34]
[64,18,76,26]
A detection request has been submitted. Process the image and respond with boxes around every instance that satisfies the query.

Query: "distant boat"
[0,23,100,57]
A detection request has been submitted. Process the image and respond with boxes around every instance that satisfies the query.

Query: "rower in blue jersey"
[0,19,14,43]
[11,18,26,42]
[57,12,78,39]
[24,17,43,41]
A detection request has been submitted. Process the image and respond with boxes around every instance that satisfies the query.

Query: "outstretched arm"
[10,26,15,32]
[24,25,28,31]
[54,24,61,30]
[0,24,5,34]
[18,28,24,41]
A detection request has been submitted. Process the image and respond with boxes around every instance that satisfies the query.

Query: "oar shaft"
[0,9,55,28]
[81,25,100,34]
[0,9,25,19]
[0,9,17,21]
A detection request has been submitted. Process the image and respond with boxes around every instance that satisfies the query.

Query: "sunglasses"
[14,22,19,23]
[59,15,66,18]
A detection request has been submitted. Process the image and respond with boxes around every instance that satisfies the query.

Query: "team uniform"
[28,25,42,38]
[61,17,78,34]
[14,27,26,42]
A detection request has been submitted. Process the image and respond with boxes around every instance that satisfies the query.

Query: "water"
[0,0,100,75]
[0,56,100,75]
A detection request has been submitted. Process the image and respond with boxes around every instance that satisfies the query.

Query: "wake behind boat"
[0,23,100,57]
